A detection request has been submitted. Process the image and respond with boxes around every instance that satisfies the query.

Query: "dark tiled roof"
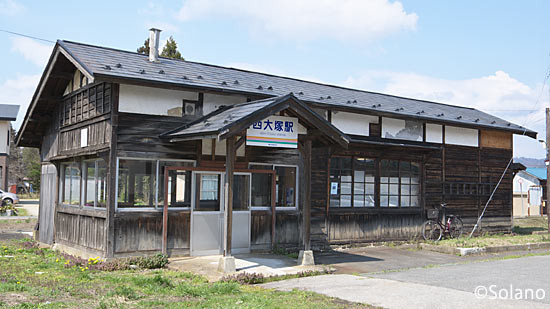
[57,40,536,138]
[163,97,278,139]
[0,104,19,121]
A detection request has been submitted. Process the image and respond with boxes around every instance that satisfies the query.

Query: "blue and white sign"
[246,116,298,148]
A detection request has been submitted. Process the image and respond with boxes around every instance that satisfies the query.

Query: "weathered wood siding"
[114,212,190,255]
[116,113,198,159]
[38,164,57,244]
[56,212,106,251]
[309,141,514,247]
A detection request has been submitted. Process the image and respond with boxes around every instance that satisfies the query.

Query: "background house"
[0,104,19,191]
[513,167,546,217]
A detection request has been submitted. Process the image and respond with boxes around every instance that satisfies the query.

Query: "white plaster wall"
[202,139,245,157]
[119,84,198,116]
[0,122,9,154]
[426,123,443,143]
[445,126,478,147]
[311,108,328,120]
[513,172,539,193]
[203,93,248,115]
[331,111,378,136]
[382,117,423,141]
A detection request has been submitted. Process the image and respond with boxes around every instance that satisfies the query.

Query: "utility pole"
[546,108,550,233]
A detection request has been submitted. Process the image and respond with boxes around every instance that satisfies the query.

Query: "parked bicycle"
[421,203,464,241]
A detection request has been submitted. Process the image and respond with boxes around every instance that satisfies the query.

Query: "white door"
[190,171,252,256]
[190,172,224,256]
[231,173,251,254]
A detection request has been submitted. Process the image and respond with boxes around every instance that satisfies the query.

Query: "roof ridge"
[59,40,479,112]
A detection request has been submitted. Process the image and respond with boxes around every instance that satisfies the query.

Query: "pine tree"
[160,36,184,60]
[137,38,150,55]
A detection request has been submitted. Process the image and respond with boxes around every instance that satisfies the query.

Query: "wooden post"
[224,136,236,256]
[162,166,169,255]
[546,108,550,233]
[105,84,119,258]
[303,139,312,251]
[271,171,276,249]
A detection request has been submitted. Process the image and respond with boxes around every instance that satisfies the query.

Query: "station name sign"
[246,116,298,148]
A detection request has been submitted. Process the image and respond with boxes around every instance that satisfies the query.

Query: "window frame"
[60,162,82,207]
[330,156,377,208]
[115,157,196,212]
[379,159,421,208]
[329,156,422,209]
[82,159,108,209]
[249,162,299,211]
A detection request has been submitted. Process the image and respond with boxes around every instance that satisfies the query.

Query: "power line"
[0,29,55,44]
[470,54,550,237]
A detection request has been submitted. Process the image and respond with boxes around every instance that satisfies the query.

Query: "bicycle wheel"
[422,220,443,241]
[448,216,464,239]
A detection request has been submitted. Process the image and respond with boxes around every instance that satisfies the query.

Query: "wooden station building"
[17,30,537,260]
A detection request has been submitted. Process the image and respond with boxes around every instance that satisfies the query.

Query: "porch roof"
[160,93,350,148]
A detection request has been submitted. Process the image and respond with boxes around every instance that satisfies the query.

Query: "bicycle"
[421,203,464,241]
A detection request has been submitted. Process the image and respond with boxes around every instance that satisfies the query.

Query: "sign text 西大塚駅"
[246,116,298,148]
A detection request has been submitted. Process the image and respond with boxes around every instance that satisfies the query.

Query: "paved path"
[262,274,547,309]
[263,251,550,308]
[369,254,550,304]
[16,199,39,217]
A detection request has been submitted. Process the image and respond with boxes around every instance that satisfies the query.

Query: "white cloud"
[11,37,52,67]
[176,0,418,42]
[343,70,549,157]
[0,0,24,16]
[0,74,41,131]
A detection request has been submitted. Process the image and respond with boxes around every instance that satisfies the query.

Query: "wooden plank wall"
[116,113,198,159]
[247,146,302,250]
[58,120,111,153]
[113,213,190,255]
[56,212,105,251]
[311,142,513,246]
[38,164,57,244]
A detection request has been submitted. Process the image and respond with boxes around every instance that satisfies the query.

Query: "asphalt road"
[370,254,550,304]
[263,252,550,308]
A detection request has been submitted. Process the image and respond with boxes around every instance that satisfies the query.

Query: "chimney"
[149,28,161,62]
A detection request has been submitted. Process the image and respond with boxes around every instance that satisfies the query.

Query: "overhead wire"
[470,57,550,237]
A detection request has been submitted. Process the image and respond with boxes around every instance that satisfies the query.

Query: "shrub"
[221,272,265,285]
[57,252,169,271]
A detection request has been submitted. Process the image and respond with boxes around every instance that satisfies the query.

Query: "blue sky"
[0,0,549,157]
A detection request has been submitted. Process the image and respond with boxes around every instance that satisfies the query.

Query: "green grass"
[513,216,549,235]
[0,239,370,308]
[426,232,550,248]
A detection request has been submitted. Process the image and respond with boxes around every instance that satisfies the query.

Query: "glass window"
[62,163,81,206]
[195,174,221,211]
[249,164,297,208]
[97,160,107,208]
[83,160,108,208]
[233,174,250,211]
[84,161,96,207]
[275,166,296,207]
[117,159,156,208]
[158,161,194,208]
[380,159,420,208]
[251,172,272,207]
[330,157,375,208]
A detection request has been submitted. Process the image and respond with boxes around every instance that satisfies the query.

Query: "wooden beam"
[303,139,312,250]
[162,165,169,254]
[224,136,236,256]
[271,170,277,249]
[105,84,119,258]
[235,135,246,149]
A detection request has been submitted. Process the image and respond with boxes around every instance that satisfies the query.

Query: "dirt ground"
[0,219,37,232]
